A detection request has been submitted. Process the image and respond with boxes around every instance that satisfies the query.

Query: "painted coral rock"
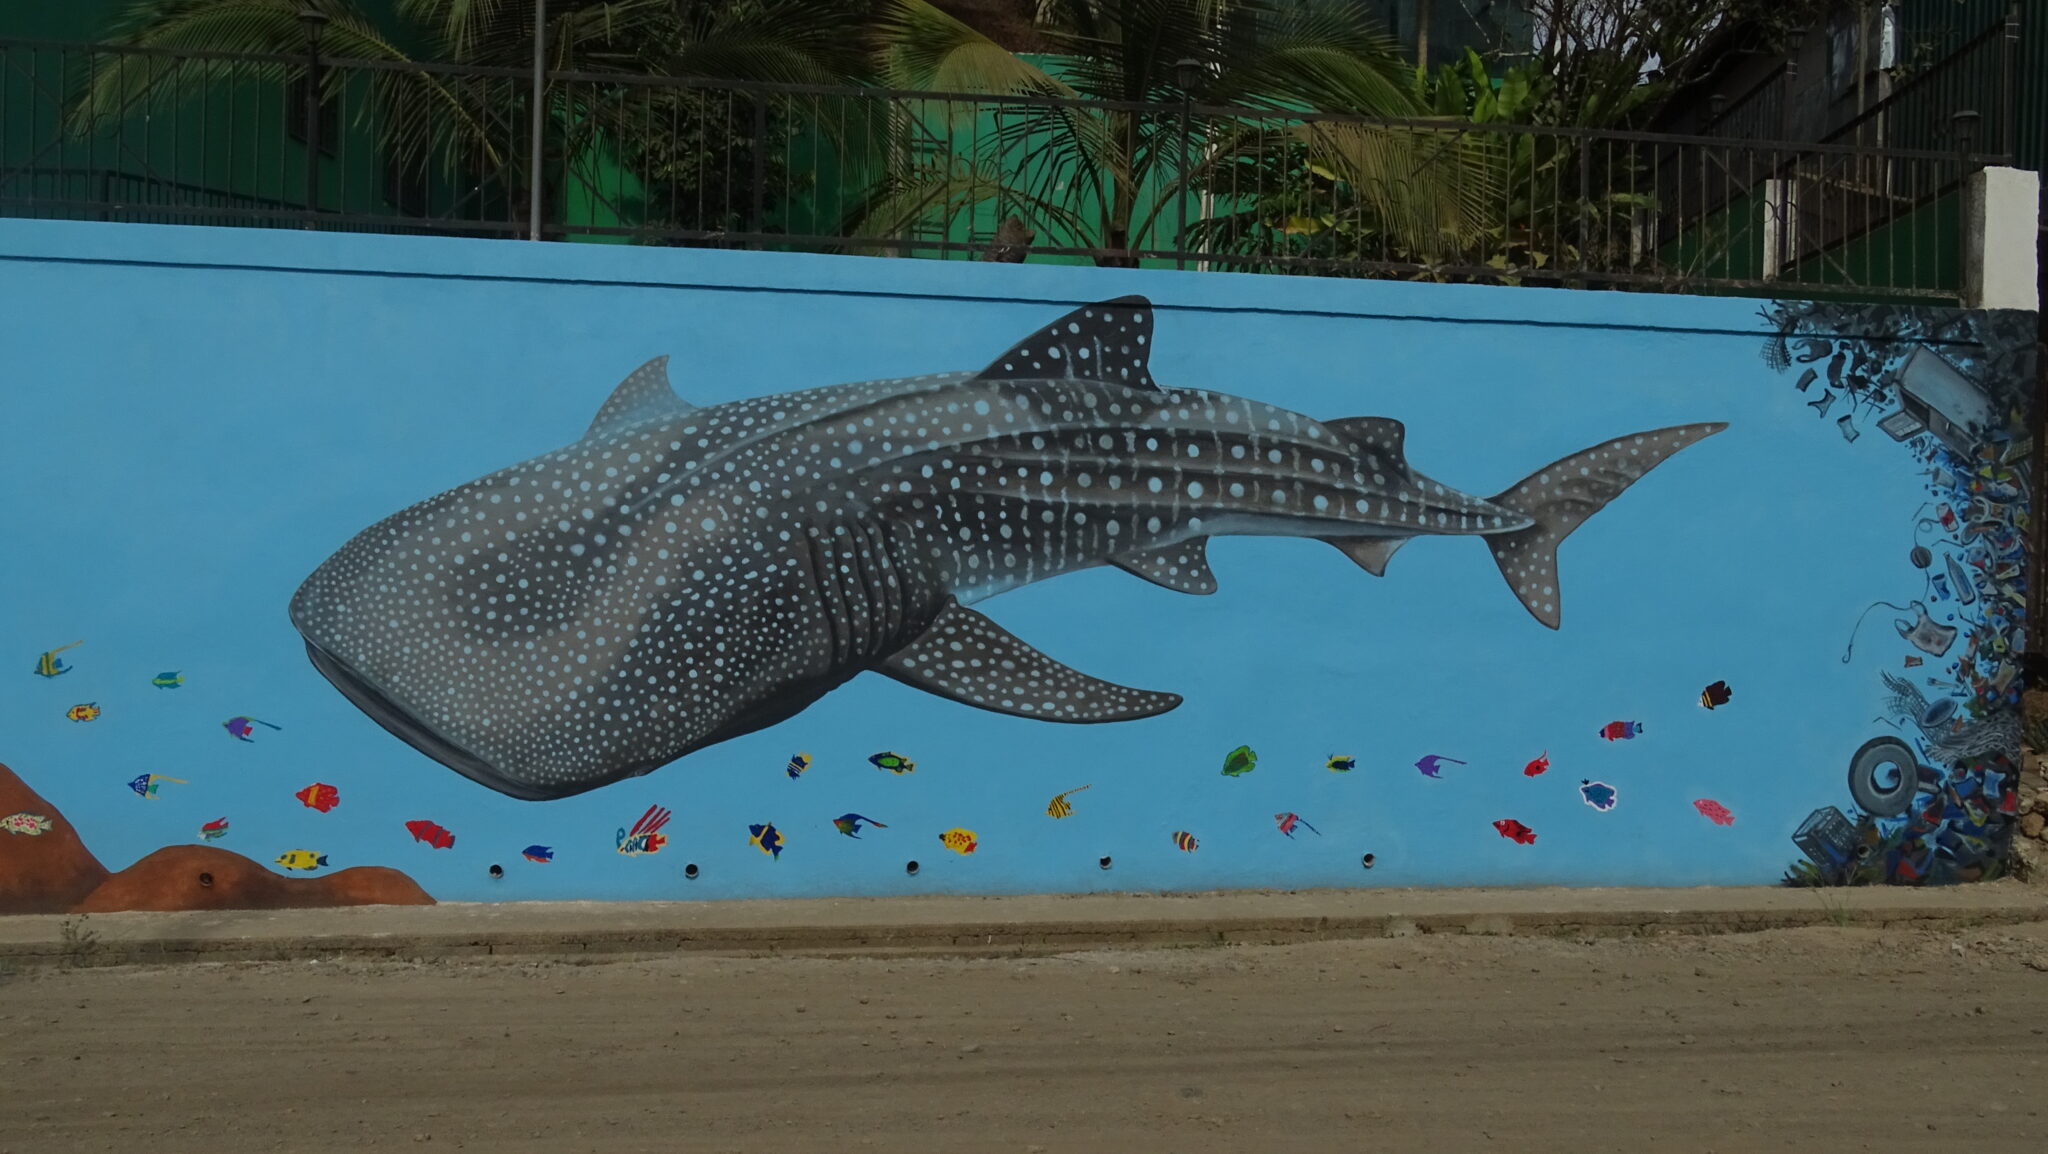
[0,762,109,914]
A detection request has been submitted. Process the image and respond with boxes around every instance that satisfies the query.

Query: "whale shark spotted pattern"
[290,295,1724,800]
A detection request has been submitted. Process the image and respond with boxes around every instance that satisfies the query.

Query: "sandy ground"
[3,924,2047,1153]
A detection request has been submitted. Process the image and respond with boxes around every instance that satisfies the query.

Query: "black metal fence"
[0,36,2009,300]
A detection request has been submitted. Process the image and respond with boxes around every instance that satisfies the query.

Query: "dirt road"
[4,924,2046,1152]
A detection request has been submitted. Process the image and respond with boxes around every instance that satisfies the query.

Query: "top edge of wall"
[0,217,2011,341]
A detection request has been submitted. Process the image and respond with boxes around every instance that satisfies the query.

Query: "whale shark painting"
[289,295,1725,800]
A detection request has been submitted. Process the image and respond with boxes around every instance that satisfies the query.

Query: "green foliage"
[69,0,869,234]
[860,0,1464,266]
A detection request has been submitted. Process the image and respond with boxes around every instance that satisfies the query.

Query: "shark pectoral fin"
[974,296,1163,391]
[1487,422,1727,629]
[881,601,1182,723]
[1320,535,1408,577]
[1110,537,1217,594]
[584,356,696,439]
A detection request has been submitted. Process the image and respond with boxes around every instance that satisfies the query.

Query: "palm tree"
[860,0,1497,268]
[67,0,871,235]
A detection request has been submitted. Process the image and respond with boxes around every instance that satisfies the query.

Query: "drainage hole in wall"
[1360,853,1376,870]
[905,860,920,876]
[1098,855,1113,870]
[197,871,213,888]
[488,864,504,879]
[684,863,700,880]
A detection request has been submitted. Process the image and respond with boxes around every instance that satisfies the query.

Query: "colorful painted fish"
[749,822,787,859]
[1699,680,1732,710]
[938,827,978,855]
[33,641,82,678]
[151,671,185,689]
[1692,799,1736,826]
[1492,818,1538,845]
[3,812,53,836]
[1579,780,1619,812]
[295,783,340,813]
[616,804,671,856]
[198,817,230,842]
[1522,751,1550,777]
[275,850,327,871]
[66,703,101,723]
[869,751,915,775]
[1598,721,1644,741]
[1046,785,1091,818]
[1220,745,1258,777]
[223,716,282,742]
[405,819,456,849]
[127,773,186,799]
[522,845,555,863]
[833,813,886,838]
[1274,812,1320,838]
[1170,830,1198,853]
[1415,754,1464,779]
[785,752,812,780]
[1325,755,1356,773]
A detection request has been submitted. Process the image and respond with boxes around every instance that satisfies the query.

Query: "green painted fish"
[1221,745,1258,777]
[151,671,185,689]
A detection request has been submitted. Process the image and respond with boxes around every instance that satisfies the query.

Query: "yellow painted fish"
[65,703,101,723]
[33,641,82,678]
[1046,785,1091,819]
[275,850,327,871]
[938,827,978,855]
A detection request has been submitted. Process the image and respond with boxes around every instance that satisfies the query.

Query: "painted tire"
[1847,736,1922,818]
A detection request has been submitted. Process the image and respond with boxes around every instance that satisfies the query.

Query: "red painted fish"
[1692,799,1736,826]
[616,804,671,856]
[405,819,455,849]
[295,783,340,813]
[1522,751,1550,777]
[1492,819,1538,845]
[1598,720,1644,741]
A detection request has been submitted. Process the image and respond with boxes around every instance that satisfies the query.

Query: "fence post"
[1954,108,1980,299]
[299,7,326,223]
[1175,59,1201,272]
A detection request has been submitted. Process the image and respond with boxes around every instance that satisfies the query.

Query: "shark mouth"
[299,638,552,802]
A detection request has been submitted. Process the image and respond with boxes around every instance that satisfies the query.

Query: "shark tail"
[1486,423,1726,629]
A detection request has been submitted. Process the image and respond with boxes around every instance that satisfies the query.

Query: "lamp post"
[298,7,327,224]
[1174,57,1202,272]
[529,0,546,241]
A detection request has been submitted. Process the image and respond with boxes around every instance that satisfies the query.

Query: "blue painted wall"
[0,219,2032,903]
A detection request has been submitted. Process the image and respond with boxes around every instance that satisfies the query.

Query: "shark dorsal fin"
[585,357,694,439]
[1323,416,1406,461]
[975,296,1161,391]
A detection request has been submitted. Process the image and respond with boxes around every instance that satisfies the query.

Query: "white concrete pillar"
[1963,165,2040,311]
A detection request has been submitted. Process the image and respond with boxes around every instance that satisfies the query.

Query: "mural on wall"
[289,295,1725,802]
[1763,303,2037,886]
[0,222,2034,909]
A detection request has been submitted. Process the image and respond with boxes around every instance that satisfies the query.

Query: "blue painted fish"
[832,813,885,838]
[1415,754,1464,779]
[128,773,186,798]
[287,296,1723,800]
[151,671,185,689]
[749,822,787,859]
[33,641,82,678]
[522,844,555,863]
[785,752,812,780]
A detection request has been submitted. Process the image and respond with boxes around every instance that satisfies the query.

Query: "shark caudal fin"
[1487,423,1726,629]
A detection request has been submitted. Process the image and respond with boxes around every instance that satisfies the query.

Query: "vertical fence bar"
[2000,1,2019,160]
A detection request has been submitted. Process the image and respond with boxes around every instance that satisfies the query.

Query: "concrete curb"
[6,884,2046,968]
